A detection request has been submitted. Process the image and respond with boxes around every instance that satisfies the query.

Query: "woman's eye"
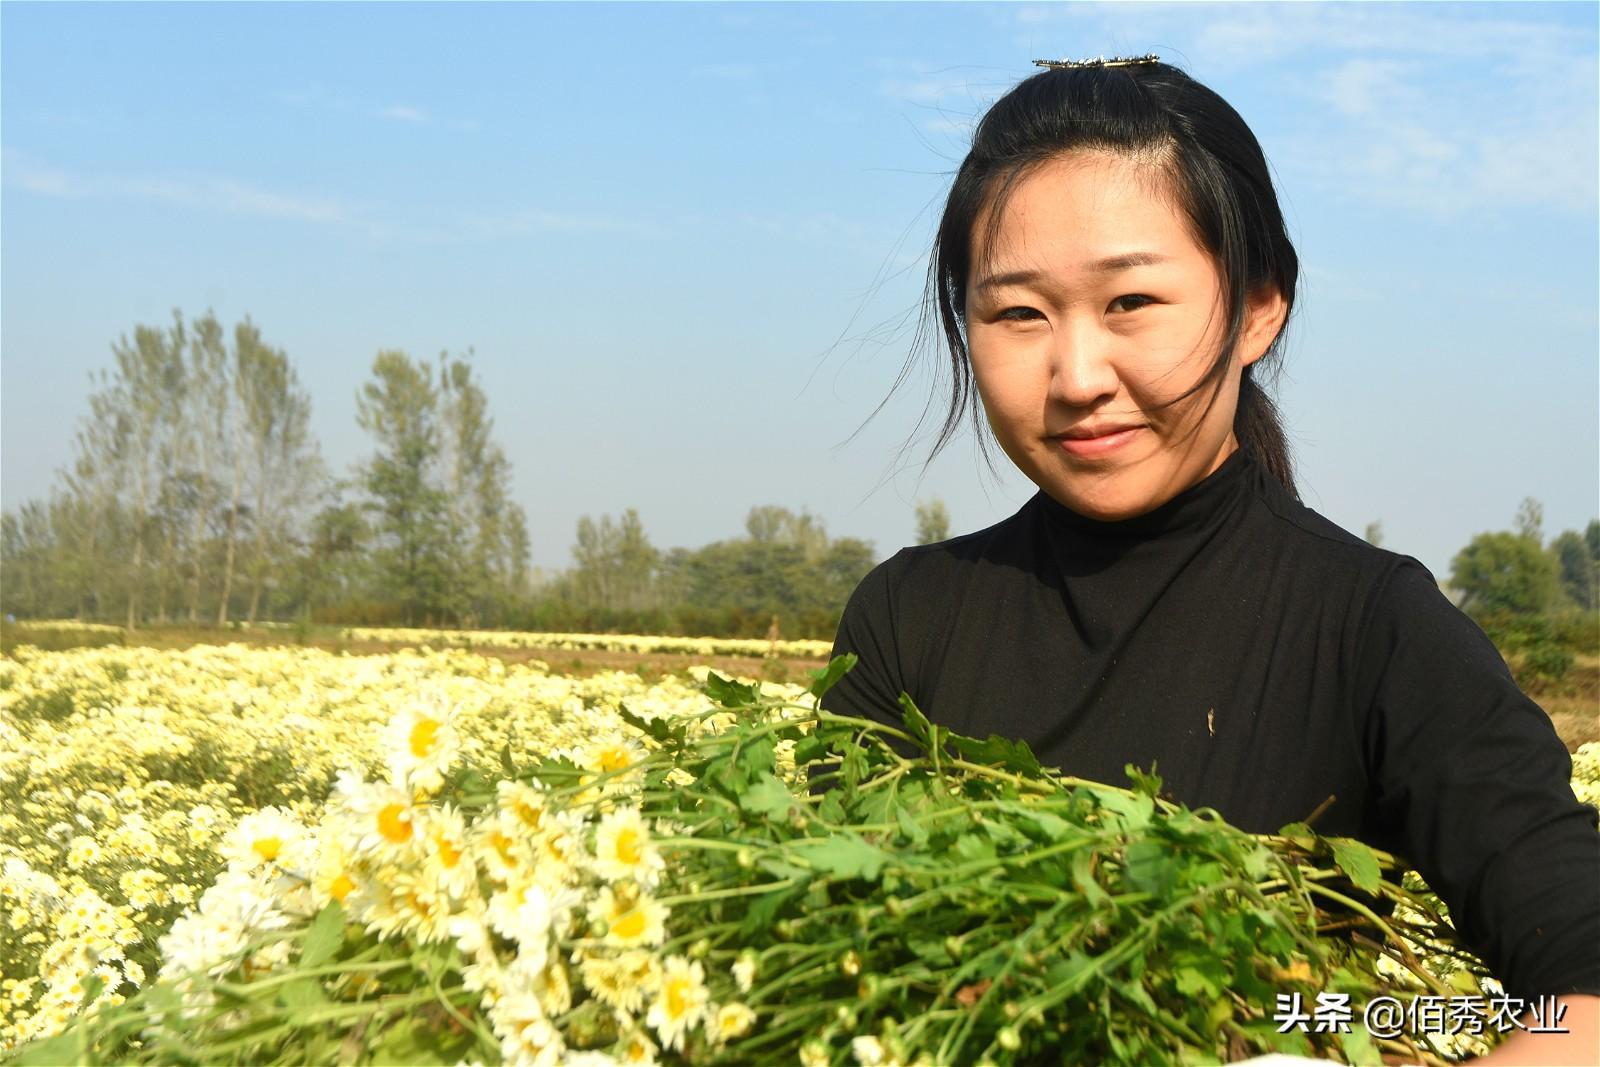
[1109,294,1155,313]
[996,307,1043,322]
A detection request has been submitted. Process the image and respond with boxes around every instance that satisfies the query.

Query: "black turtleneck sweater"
[822,445,1599,1003]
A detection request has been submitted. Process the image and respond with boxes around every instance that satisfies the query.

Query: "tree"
[436,352,529,625]
[1363,521,1383,549]
[233,320,322,623]
[1513,497,1544,545]
[570,509,658,616]
[916,499,951,545]
[1551,528,1599,611]
[1449,531,1560,616]
[355,352,451,625]
[104,313,187,628]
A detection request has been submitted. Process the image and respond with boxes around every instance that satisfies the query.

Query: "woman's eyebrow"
[1090,251,1170,273]
[974,252,1171,293]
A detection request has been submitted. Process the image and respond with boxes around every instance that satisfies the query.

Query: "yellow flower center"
[377,804,412,844]
[598,747,631,772]
[512,799,545,829]
[251,836,283,862]
[436,833,462,868]
[489,829,516,866]
[409,718,441,759]
[615,826,644,866]
[611,908,647,941]
[330,874,355,902]
[665,975,690,1019]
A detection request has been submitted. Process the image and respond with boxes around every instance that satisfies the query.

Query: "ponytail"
[1234,369,1297,499]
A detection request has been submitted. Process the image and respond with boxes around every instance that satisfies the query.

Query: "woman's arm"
[1473,994,1598,1065]
[1352,560,1600,1012]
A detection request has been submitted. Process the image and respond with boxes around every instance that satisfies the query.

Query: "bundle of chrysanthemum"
[8,657,1491,1066]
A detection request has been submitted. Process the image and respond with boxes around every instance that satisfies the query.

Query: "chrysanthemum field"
[2,642,1596,1065]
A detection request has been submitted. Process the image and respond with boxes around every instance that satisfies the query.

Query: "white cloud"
[459,208,670,240]
[997,3,1597,218]
[378,104,429,123]
[3,152,352,224]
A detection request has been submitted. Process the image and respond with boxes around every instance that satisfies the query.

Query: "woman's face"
[964,150,1285,521]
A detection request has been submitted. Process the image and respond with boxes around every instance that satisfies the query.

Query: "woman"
[821,58,1598,1064]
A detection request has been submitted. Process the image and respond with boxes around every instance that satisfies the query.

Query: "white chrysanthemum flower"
[731,950,757,994]
[157,868,291,1015]
[588,886,667,949]
[331,771,421,862]
[487,879,555,964]
[852,1035,887,1066]
[530,811,588,890]
[220,806,309,875]
[646,955,708,1053]
[309,834,367,914]
[578,949,659,1016]
[475,810,536,885]
[416,804,476,900]
[490,991,564,1067]
[497,780,552,832]
[577,736,647,779]
[616,1028,659,1066]
[382,695,461,795]
[364,869,454,944]
[591,807,664,886]
[711,1001,757,1044]
[65,835,103,869]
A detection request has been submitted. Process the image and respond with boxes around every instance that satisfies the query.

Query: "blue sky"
[3,2,1596,582]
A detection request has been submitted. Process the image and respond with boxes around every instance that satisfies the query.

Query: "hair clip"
[1033,54,1161,71]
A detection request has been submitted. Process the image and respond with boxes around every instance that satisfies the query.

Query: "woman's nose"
[1048,327,1119,408]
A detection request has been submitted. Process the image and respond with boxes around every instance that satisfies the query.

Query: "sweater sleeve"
[1354,558,1600,1001]
[820,553,910,731]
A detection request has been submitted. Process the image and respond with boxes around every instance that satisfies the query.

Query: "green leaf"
[1123,762,1164,798]
[279,976,328,1012]
[898,693,942,753]
[301,900,346,969]
[1097,789,1155,832]
[9,1030,87,1066]
[1123,841,1178,896]
[788,834,889,882]
[951,832,996,865]
[1071,848,1110,908]
[793,734,829,766]
[895,803,929,846]
[1328,837,1382,894]
[949,733,1043,777]
[617,701,683,747]
[740,881,803,937]
[807,654,857,699]
[499,741,516,777]
[735,735,777,778]
[757,857,811,881]
[741,773,794,820]
[705,672,761,708]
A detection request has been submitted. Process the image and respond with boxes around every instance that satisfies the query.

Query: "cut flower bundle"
[11,656,1494,1066]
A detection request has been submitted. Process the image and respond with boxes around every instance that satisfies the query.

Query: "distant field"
[4,620,1596,750]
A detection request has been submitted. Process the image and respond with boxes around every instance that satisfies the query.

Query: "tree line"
[0,309,911,639]
[1441,500,1600,685]
[7,308,1593,645]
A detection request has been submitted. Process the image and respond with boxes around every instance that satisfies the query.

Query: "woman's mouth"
[1055,426,1142,458]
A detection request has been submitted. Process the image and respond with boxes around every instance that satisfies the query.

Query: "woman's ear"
[1239,285,1288,368]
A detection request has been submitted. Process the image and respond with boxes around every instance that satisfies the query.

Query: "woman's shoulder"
[1244,462,1440,594]
[869,502,1043,586]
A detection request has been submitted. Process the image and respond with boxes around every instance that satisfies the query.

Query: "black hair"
[908,60,1300,498]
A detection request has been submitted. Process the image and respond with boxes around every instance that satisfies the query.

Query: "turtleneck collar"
[1034,445,1258,542]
